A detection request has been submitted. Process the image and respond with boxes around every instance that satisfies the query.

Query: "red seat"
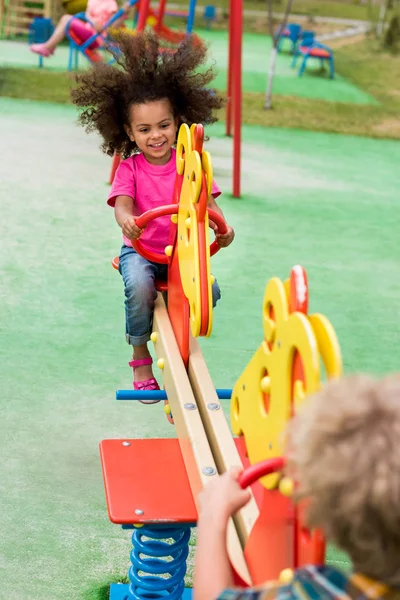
[300,46,331,58]
[111,256,168,293]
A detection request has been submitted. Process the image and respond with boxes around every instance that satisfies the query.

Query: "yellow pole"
[44,0,51,18]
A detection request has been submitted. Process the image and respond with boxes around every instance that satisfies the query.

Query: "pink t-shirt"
[107,148,221,255]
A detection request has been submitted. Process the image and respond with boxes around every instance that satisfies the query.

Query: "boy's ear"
[124,124,134,142]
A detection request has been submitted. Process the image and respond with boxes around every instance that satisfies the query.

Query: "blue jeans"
[118,245,221,346]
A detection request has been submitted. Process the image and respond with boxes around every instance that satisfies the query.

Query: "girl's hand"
[216,225,235,248]
[122,216,143,241]
[198,467,251,527]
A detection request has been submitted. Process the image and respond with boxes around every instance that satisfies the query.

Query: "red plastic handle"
[132,205,229,263]
[133,204,178,264]
[238,457,285,489]
[208,208,228,257]
[135,204,178,230]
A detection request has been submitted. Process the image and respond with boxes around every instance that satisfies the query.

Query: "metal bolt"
[269,443,273,450]
[208,403,220,411]
[135,509,144,515]
[122,441,131,447]
[242,384,246,391]
[184,403,197,410]
[277,341,281,348]
[202,467,216,476]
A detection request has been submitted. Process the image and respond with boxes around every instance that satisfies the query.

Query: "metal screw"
[122,441,131,447]
[202,467,216,476]
[269,443,273,450]
[207,403,220,411]
[277,341,281,348]
[135,509,144,515]
[184,403,197,410]
[242,384,246,391]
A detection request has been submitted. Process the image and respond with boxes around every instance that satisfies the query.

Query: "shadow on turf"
[84,576,129,600]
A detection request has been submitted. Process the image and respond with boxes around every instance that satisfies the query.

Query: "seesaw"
[99,123,343,600]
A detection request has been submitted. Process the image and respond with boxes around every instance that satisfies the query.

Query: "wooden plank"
[152,293,217,499]
[44,0,51,18]
[5,26,29,34]
[14,6,44,13]
[152,294,251,585]
[188,336,259,547]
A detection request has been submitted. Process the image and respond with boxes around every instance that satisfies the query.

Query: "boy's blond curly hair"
[286,374,400,585]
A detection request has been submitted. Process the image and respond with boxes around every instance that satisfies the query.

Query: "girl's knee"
[212,280,221,308]
[124,270,157,311]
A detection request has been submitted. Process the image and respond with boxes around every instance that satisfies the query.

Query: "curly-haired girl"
[71,32,234,399]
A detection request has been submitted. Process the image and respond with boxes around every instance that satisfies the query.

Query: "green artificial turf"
[0,97,399,598]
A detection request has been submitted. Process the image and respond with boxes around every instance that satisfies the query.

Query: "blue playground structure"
[291,39,335,78]
[276,22,301,53]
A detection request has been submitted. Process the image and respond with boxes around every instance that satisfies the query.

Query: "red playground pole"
[109,152,121,184]
[136,0,151,31]
[155,0,167,33]
[232,0,242,198]
[226,0,234,138]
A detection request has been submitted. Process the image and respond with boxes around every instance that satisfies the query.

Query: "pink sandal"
[129,357,160,404]
[30,43,54,57]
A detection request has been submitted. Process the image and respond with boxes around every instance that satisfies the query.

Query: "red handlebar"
[208,208,228,257]
[135,204,178,230]
[132,205,229,263]
[238,457,285,489]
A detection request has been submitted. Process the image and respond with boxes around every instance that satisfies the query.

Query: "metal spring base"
[128,524,191,600]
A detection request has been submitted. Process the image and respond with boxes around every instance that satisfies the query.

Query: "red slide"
[147,8,202,46]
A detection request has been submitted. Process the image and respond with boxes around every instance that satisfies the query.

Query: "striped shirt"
[218,566,400,600]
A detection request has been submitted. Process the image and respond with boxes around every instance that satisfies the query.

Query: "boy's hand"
[198,467,251,526]
[215,225,235,248]
[122,216,143,241]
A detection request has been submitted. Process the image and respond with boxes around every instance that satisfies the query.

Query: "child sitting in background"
[30,0,128,57]
[195,374,400,600]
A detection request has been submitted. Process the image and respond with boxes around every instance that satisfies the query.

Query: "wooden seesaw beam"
[151,293,257,584]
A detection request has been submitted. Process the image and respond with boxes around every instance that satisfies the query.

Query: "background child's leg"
[212,280,221,307]
[31,14,72,54]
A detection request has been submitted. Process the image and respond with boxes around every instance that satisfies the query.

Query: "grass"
[238,38,400,138]
[1,37,400,139]
[184,0,372,21]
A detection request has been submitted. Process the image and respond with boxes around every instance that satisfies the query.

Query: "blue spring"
[128,524,191,600]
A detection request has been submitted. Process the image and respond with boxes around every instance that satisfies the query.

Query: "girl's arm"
[194,468,251,600]
[114,195,142,240]
[194,513,233,600]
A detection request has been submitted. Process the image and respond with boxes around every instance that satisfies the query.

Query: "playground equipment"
[276,23,301,54]
[226,0,243,199]
[65,0,142,71]
[0,0,61,38]
[291,40,335,78]
[100,122,343,598]
[65,0,200,70]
